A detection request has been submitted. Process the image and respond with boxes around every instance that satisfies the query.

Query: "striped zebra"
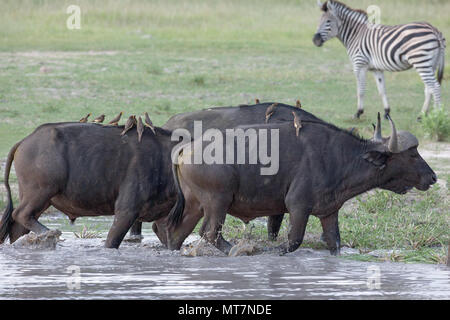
[313,0,445,119]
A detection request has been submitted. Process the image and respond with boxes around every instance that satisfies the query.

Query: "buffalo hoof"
[123,234,143,243]
[268,233,277,241]
[353,110,364,119]
[329,248,341,256]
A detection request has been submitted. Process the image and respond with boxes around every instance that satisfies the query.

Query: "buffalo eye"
[409,150,419,159]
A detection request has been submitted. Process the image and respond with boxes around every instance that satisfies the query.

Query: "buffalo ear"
[362,151,389,169]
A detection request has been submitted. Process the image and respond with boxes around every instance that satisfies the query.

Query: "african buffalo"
[0,122,177,248]
[167,115,437,255]
[132,102,324,245]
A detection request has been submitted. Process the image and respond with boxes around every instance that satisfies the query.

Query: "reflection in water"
[0,216,449,299]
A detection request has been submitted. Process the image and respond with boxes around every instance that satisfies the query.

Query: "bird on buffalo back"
[92,114,105,123]
[79,113,91,123]
[121,115,136,136]
[255,98,260,104]
[265,103,278,123]
[292,112,302,136]
[108,111,123,126]
[296,99,302,109]
[137,116,144,142]
[144,112,156,135]
[347,127,359,136]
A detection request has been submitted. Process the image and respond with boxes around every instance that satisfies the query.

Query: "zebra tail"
[437,34,446,85]
[437,47,445,85]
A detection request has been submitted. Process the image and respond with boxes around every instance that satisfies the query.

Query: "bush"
[421,108,450,141]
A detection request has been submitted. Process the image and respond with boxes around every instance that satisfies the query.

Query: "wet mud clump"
[181,238,259,257]
[13,230,62,249]
[228,239,257,257]
[181,239,227,257]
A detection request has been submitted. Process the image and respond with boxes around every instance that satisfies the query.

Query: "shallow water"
[0,214,449,300]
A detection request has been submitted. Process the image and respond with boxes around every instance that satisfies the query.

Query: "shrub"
[421,108,450,141]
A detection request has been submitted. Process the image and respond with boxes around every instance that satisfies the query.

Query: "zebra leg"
[419,86,433,120]
[415,65,441,117]
[373,71,390,119]
[353,67,368,119]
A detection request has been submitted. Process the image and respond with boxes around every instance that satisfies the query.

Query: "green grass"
[421,109,450,141]
[0,0,448,264]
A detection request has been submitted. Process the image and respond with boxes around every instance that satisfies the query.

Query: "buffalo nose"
[431,172,437,184]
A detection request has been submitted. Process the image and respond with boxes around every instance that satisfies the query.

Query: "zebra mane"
[322,1,368,20]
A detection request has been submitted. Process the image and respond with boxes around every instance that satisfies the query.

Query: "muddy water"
[0,214,449,300]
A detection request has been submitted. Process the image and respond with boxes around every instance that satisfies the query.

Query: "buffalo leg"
[167,209,203,250]
[9,223,30,243]
[152,219,168,247]
[320,212,341,255]
[11,197,50,238]
[284,211,310,253]
[201,203,232,254]
[126,221,143,242]
[199,216,232,254]
[166,189,203,250]
[105,210,139,248]
[267,214,284,241]
[129,221,142,237]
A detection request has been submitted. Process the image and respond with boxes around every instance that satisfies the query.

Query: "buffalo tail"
[0,141,21,243]
[167,155,185,228]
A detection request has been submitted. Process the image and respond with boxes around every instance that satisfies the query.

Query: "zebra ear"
[326,1,341,22]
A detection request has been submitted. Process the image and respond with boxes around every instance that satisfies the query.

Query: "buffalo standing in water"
[167,115,436,255]
[134,102,324,245]
[0,103,319,248]
[0,122,177,248]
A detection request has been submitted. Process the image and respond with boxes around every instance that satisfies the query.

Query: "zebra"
[313,0,445,120]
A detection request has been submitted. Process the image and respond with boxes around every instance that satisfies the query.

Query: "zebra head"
[313,1,341,47]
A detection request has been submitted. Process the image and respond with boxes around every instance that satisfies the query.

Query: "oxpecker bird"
[296,99,302,109]
[92,114,105,123]
[292,112,302,137]
[108,112,123,126]
[144,112,156,135]
[347,127,359,136]
[121,115,136,136]
[255,98,260,104]
[265,103,278,123]
[137,116,144,143]
[79,113,91,123]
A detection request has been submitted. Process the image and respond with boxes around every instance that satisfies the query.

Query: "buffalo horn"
[387,114,399,153]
